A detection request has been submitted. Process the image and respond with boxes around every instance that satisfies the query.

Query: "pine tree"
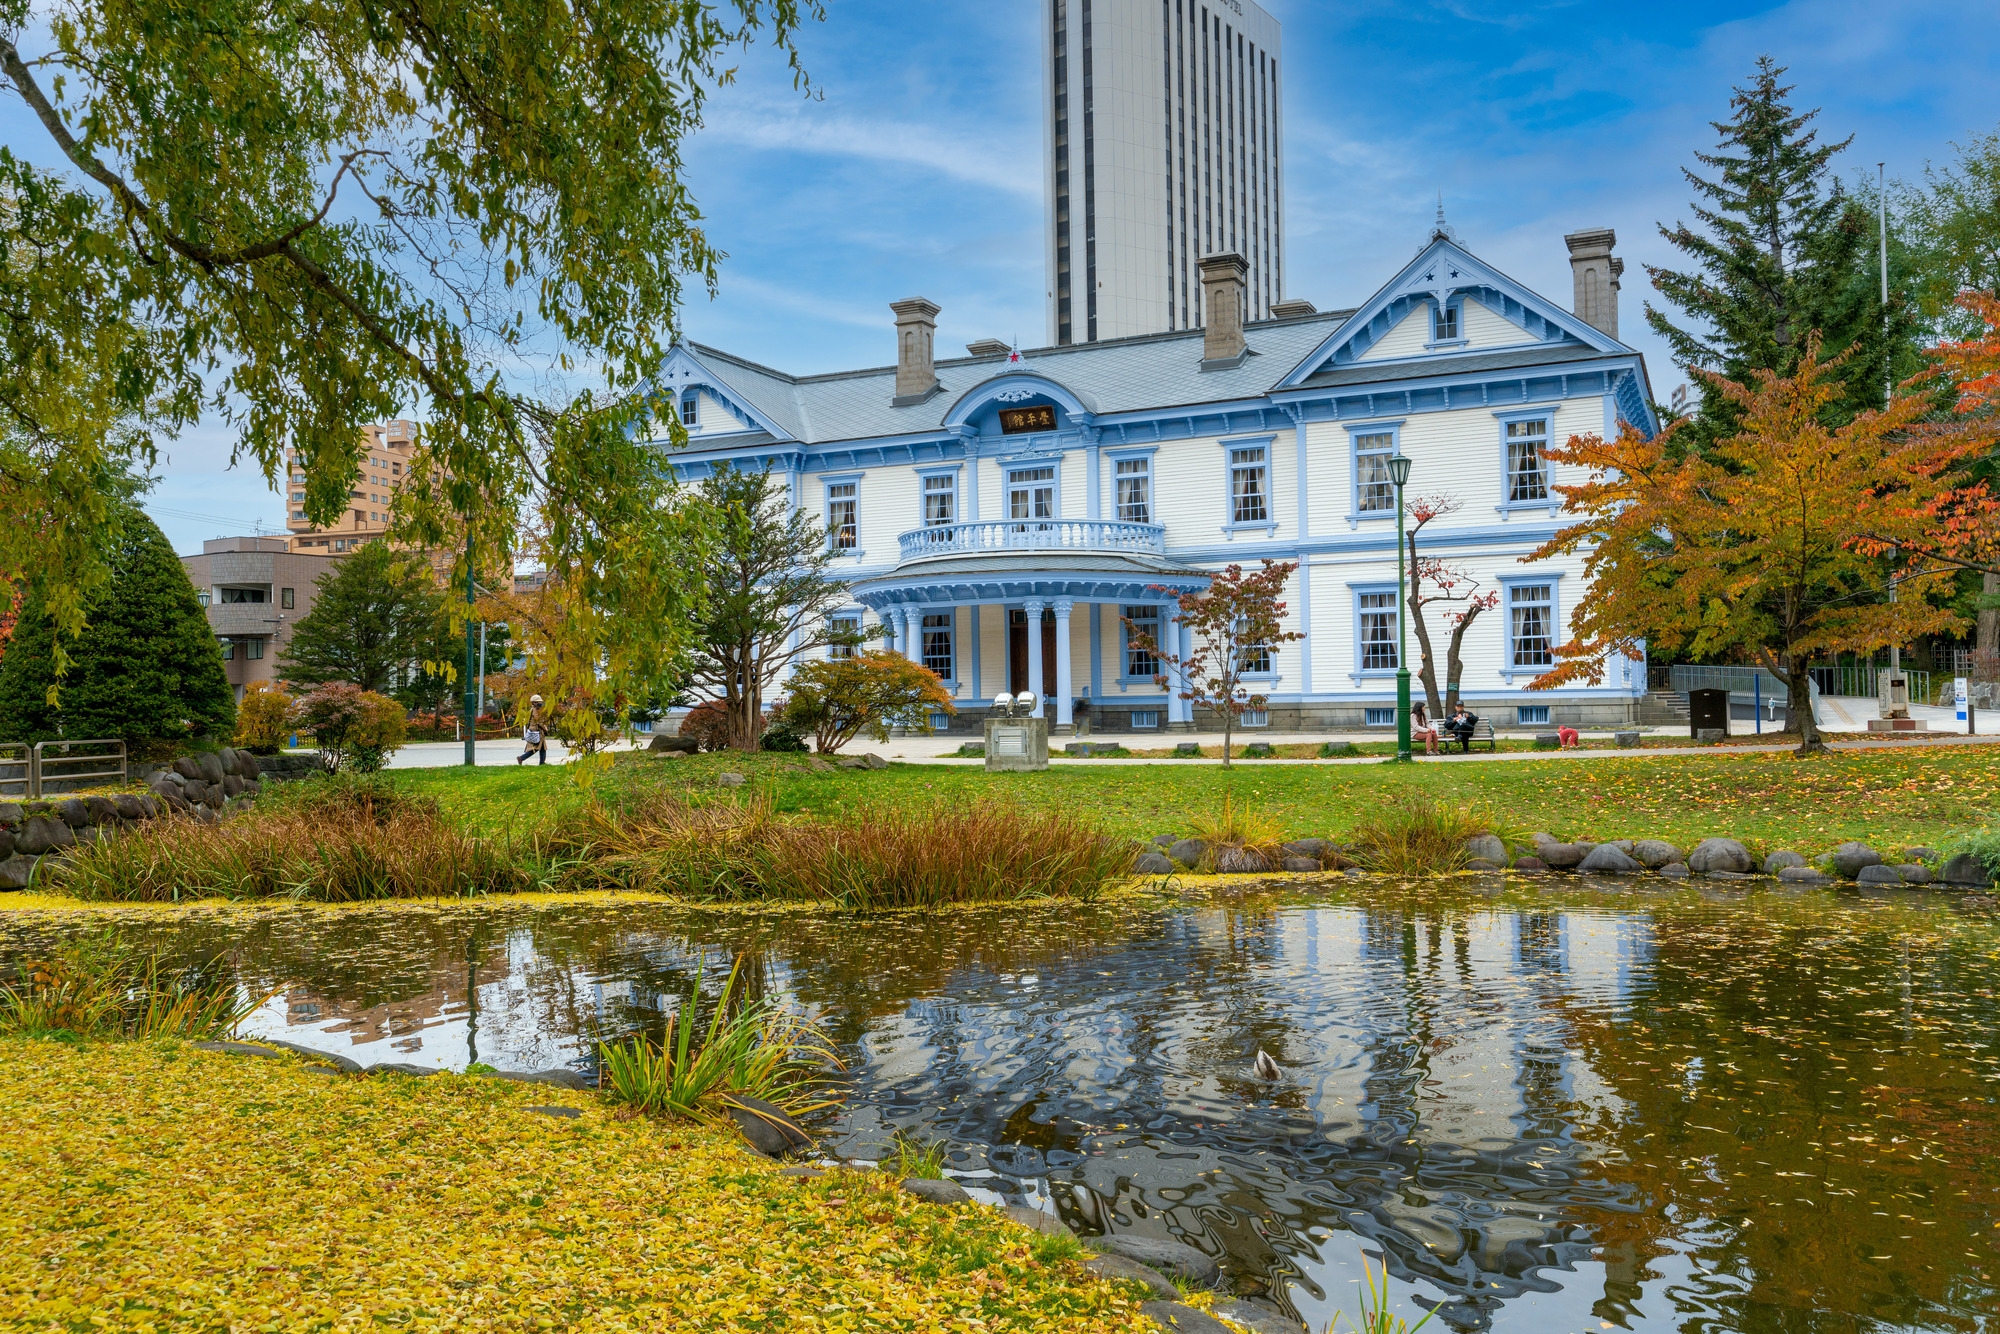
[278,542,447,694]
[0,508,233,751]
[1648,58,1915,448]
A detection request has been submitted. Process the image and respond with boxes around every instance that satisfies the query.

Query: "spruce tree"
[0,508,233,751]
[1648,58,1916,449]
[278,541,446,694]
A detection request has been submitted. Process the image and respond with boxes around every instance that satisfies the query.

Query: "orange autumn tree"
[1528,334,1995,755]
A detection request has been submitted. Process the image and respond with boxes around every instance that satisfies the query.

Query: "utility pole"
[463,538,477,766]
[477,621,488,720]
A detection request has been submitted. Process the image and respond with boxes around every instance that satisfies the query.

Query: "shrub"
[234,682,294,754]
[1945,823,2000,878]
[596,959,838,1120]
[778,652,953,753]
[290,683,407,772]
[759,705,810,752]
[678,699,735,752]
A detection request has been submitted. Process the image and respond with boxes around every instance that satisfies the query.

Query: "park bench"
[1455,720,1496,753]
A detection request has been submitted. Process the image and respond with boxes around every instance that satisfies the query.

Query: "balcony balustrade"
[896,518,1167,563]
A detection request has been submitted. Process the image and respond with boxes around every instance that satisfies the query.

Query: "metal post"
[1879,161,1891,407]
[463,540,477,766]
[1754,673,1761,735]
[477,622,488,720]
[1389,455,1414,763]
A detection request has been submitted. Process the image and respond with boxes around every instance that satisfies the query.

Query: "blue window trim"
[1002,457,1064,521]
[918,606,958,686]
[821,471,865,560]
[1516,704,1552,725]
[1493,407,1561,519]
[916,463,961,528]
[1497,572,1563,684]
[1348,581,1402,681]
[680,390,701,427]
[1343,420,1405,529]
[1117,603,1165,686]
[1423,296,1468,351]
[1106,446,1157,526]
[1218,433,1279,537]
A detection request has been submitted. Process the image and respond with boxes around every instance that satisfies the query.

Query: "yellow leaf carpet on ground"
[0,1039,1155,1332]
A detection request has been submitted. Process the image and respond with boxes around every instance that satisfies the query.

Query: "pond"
[4,880,1997,1333]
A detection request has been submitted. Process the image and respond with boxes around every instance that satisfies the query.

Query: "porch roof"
[849,553,1211,608]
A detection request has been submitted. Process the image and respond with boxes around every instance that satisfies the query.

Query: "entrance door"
[1008,610,1028,695]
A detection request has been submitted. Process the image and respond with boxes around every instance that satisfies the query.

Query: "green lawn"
[394,743,2000,859]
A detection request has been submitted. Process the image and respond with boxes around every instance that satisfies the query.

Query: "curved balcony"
[897,518,1168,563]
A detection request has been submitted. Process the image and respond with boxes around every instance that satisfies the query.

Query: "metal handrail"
[1669,664,1822,727]
[897,518,1167,562]
[0,743,27,798]
[27,739,127,798]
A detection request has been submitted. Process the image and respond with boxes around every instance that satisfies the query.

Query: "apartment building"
[286,420,417,553]
[178,537,342,699]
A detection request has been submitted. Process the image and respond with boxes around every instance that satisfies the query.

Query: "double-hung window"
[827,482,858,550]
[1008,467,1055,530]
[921,613,954,678]
[923,474,955,526]
[1355,433,1397,514]
[680,394,699,427]
[1235,618,1272,674]
[1229,447,1268,523]
[828,614,860,659]
[1359,592,1398,670]
[1505,418,1551,504]
[1433,303,1458,340]
[1123,605,1160,678]
[1115,458,1152,524]
[1510,584,1555,668]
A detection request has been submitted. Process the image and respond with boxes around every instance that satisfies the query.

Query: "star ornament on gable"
[1007,341,1024,365]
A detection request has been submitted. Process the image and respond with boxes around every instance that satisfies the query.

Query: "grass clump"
[1347,794,1491,876]
[55,774,530,903]
[1320,1250,1437,1333]
[0,930,260,1040]
[596,959,839,1121]
[1187,792,1285,870]
[879,1129,949,1179]
[554,792,1127,907]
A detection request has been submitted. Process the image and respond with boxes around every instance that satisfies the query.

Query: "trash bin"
[1688,688,1728,739]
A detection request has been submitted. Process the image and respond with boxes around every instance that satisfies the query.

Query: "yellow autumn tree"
[1529,335,1996,754]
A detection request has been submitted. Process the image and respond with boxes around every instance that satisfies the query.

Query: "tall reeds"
[1347,795,1489,876]
[0,930,262,1040]
[596,958,839,1120]
[549,792,1128,908]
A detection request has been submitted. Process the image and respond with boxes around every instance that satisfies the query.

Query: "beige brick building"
[286,420,417,553]
[178,538,344,700]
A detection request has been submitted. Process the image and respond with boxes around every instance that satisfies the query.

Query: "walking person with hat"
[516,694,549,765]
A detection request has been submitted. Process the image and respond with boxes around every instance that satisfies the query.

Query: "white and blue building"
[653,223,1658,734]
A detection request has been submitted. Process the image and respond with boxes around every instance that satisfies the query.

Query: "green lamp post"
[1388,454,1414,762]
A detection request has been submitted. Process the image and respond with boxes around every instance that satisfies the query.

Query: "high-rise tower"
[1043,0,1283,345]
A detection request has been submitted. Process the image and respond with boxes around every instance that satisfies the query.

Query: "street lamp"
[1387,454,1414,762]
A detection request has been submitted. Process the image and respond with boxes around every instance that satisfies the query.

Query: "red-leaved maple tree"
[1129,560,1302,767]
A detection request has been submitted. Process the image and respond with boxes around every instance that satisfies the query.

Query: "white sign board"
[1956,676,1969,722]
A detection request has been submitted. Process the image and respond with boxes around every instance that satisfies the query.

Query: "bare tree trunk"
[1980,571,1999,657]
[1443,603,1488,710]
[1406,533,1444,719]
[1221,707,1233,768]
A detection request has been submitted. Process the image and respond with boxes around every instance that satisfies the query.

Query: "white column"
[1023,599,1046,718]
[884,606,904,656]
[1053,599,1075,727]
[901,607,919,661]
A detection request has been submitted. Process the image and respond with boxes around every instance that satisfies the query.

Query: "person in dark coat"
[1445,703,1480,753]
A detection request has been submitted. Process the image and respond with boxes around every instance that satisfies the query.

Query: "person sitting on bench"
[1445,704,1480,752]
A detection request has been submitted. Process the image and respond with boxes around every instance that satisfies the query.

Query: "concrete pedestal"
[1865,717,1929,732]
[984,717,1049,772]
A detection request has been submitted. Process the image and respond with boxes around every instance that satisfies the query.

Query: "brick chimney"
[891,297,942,405]
[1198,253,1249,370]
[1564,229,1623,340]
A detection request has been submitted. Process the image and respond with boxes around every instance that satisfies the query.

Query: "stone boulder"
[1905,846,1940,863]
[235,750,262,779]
[1133,852,1176,875]
[1856,864,1903,886]
[1281,856,1323,873]
[1214,846,1271,874]
[1939,853,1996,887]
[900,1177,972,1205]
[1658,863,1690,879]
[1464,858,1503,872]
[1578,844,1643,874]
[0,854,40,888]
[1090,1236,1220,1285]
[1533,732,1562,749]
[1778,866,1833,884]
[1536,842,1587,870]
[716,772,746,787]
[0,803,19,828]
[55,798,90,827]
[725,1094,813,1159]
[1137,1304,1233,1334]
[172,756,203,781]
[1282,837,1331,859]
[1464,833,1508,864]
[1000,1204,1072,1237]
[1762,850,1806,874]
[0,829,11,859]
[15,815,75,857]
[861,753,889,770]
[1895,864,1932,884]
[84,795,120,824]
[195,751,227,785]
[1831,842,1883,879]
[1083,1254,1176,1301]
[1631,839,1684,869]
[1511,857,1548,874]
[223,774,247,798]
[1152,833,1178,848]
[1168,838,1208,868]
[1211,1299,1309,1334]
[647,733,699,754]
[1687,838,1754,874]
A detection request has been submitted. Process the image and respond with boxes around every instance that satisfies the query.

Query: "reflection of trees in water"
[1558,904,2000,1331]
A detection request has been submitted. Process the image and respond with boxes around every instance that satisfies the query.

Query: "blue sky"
[12,0,1995,552]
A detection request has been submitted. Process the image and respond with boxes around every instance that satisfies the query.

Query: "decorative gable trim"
[652,345,796,441]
